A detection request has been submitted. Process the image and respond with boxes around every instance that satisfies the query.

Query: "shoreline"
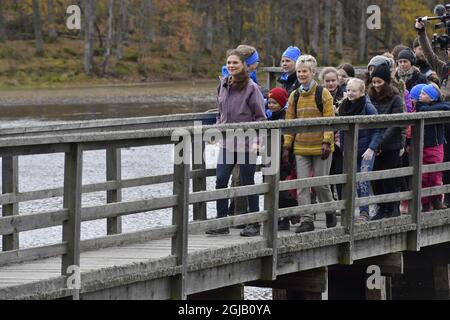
[0,80,218,107]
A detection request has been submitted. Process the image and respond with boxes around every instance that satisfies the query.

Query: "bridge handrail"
[0,112,448,150]
[0,112,217,137]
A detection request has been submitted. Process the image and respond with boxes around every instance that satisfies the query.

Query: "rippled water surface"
[0,84,271,300]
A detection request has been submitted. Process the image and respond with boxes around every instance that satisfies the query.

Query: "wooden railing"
[1,111,450,299]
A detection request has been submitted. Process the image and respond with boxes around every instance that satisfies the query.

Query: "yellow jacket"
[283,82,335,156]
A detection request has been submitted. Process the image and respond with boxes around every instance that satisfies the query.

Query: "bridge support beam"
[433,264,450,300]
[391,243,450,299]
[188,284,244,300]
[171,143,190,300]
[2,156,19,251]
[340,124,359,265]
[354,252,404,276]
[329,253,404,300]
[247,267,328,300]
[106,148,122,235]
[62,143,83,300]
[192,139,207,220]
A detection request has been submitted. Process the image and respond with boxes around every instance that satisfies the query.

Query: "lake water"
[0,93,272,300]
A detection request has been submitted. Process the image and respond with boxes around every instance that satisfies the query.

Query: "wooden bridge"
[0,111,450,300]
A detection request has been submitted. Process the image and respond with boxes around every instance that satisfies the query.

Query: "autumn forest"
[0,0,445,86]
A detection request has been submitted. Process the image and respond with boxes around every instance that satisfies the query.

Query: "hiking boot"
[400,200,409,214]
[206,227,230,235]
[232,224,247,229]
[295,221,315,233]
[371,210,387,221]
[290,215,301,225]
[240,223,260,237]
[422,203,432,213]
[388,206,400,218]
[432,198,447,211]
[356,211,370,223]
[278,218,290,231]
[326,211,337,228]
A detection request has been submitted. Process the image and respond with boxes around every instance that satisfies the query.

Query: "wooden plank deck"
[0,211,449,299]
[0,219,331,290]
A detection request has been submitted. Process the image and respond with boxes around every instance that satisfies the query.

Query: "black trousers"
[399,146,410,192]
[372,149,402,215]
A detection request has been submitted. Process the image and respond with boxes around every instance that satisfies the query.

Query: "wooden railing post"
[192,139,207,220]
[269,72,277,90]
[62,143,83,300]
[171,136,190,300]
[2,156,19,251]
[340,124,359,265]
[407,119,424,251]
[106,148,122,235]
[265,69,278,91]
[262,129,280,280]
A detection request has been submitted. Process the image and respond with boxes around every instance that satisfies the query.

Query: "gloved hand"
[415,20,425,32]
[321,143,331,160]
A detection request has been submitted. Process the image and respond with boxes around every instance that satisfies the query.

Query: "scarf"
[300,80,316,93]
[397,67,417,84]
[339,96,366,116]
[268,108,286,120]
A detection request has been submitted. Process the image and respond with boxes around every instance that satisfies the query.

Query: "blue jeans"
[216,149,258,218]
[357,155,375,214]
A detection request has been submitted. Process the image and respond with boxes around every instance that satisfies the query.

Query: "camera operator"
[415,19,450,88]
[413,37,432,76]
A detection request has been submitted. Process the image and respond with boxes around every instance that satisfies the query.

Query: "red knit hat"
[268,87,288,108]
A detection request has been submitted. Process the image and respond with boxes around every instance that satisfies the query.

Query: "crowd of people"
[206,21,450,237]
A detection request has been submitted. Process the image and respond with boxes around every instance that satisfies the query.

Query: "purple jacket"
[216,77,266,152]
[404,90,413,113]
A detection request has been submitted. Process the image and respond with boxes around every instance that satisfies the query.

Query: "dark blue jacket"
[415,101,450,147]
[340,96,383,156]
[278,72,300,96]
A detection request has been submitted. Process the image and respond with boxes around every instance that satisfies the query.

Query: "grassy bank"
[0,38,218,89]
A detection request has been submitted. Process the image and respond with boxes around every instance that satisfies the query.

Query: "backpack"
[293,85,324,116]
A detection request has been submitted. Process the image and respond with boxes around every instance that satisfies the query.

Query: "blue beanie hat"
[410,84,426,101]
[282,46,302,62]
[422,84,441,101]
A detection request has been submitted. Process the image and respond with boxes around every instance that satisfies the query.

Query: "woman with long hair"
[206,49,266,237]
[368,64,406,220]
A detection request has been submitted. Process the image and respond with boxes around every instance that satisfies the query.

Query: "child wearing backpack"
[267,87,299,230]
[282,55,337,233]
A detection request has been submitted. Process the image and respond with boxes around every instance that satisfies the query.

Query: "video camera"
[418,4,450,52]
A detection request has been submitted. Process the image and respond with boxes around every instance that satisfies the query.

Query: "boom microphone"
[418,16,443,22]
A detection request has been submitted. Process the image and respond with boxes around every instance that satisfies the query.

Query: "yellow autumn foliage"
[393,0,433,45]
